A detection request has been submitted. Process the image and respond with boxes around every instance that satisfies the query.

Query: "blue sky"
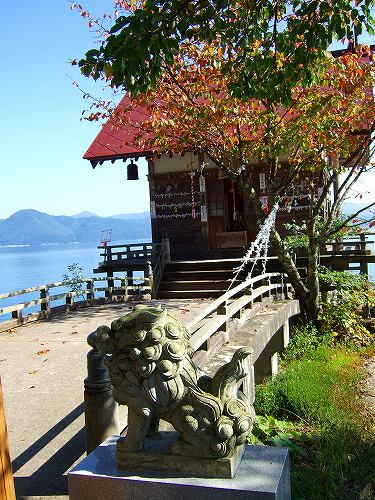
[1,1,150,219]
[1,2,374,220]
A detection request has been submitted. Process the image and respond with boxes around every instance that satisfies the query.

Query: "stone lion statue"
[95,304,254,459]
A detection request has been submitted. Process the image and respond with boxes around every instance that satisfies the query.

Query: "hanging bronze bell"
[127,159,139,180]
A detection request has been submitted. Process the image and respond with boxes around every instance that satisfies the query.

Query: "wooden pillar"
[217,301,228,332]
[106,272,114,301]
[40,287,51,315]
[359,234,368,275]
[86,279,94,304]
[11,310,21,320]
[0,377,16,500]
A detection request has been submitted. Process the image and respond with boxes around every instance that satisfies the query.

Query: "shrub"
[253,345,374,499]
[318,267,375,346]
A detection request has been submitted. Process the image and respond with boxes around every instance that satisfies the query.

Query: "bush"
[282,322,328,363]
[318,267,375,346]
[253,344,375,499]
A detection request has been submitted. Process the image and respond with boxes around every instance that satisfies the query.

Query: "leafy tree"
[73,2,375,320]
[73,0,375,104]
[62,262,84,297]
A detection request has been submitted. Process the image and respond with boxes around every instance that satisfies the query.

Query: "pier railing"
[97,242,160,268]
[0,276,151,332]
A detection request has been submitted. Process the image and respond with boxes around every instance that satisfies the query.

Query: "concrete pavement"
[0,298,212,500]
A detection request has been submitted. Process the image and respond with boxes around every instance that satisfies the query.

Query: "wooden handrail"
[187,272,284,330]
[151,238,170,298]
[0,276,151,331]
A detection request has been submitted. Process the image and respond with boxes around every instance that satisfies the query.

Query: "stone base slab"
[116,431,245,479]
[68,435,291,500]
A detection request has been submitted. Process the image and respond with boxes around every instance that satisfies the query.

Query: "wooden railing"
[150,237,171,298]
[0,276,151,332]
[97,242,160,267]
[187,272,290,363]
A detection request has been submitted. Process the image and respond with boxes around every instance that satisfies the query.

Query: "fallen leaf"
[0,358,7,363]
[28,370,38,375]
[37,349,50,356]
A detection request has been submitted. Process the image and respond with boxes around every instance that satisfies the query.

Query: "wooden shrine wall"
[149,170,210,259]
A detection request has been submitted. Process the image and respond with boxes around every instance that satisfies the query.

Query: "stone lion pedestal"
[68,434,291,500]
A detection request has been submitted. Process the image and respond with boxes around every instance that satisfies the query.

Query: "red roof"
[83,95,152,165]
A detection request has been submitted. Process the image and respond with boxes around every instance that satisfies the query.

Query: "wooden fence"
[0,276,151,332]
[97,242,160,267]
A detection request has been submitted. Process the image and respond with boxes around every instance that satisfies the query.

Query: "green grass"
[252,343,375,499]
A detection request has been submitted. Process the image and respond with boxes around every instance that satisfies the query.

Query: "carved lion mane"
[96,304,254,458]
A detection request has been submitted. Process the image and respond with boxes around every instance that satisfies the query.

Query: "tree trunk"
[269,227,313,319]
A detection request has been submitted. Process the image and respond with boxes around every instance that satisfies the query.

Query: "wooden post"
[217,301,228,332]
[244,284,253,308]
[106,272,114,302]
[40,287,51,315]
[65,293,73,311]
[86,279,94,304]
[162,230,171,262]
[359,233,368,275]
[0,376,16,500]
[11,310,21,320]
[146,261,154,297]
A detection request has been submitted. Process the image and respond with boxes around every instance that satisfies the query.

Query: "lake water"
[0,240,148,321]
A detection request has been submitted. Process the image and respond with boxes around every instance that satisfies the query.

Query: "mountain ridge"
[0,209,151,246]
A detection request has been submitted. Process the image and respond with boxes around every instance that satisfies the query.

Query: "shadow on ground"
[13,404,85,498]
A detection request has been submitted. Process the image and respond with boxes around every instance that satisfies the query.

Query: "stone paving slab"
[0,298,212,500]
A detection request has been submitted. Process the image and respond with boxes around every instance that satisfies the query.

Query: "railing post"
[283,320,290,348]
[244,283,254,308]
[162,230,171,262]
[86,279,94,304]
[121,278,128,301]
[66,292,73,311]
[40,286,51,316]
[146,261,154,298]
[106,272,114,302]
[84,331,119,455]
[217,300,228,332]
[11,309,22,320]
[359,233,368,275]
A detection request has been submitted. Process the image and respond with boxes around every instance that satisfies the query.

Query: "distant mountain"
[0,209,151,246]
[72,211,100,218]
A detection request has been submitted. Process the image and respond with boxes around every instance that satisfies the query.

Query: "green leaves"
[249,415,308,456]
[77,1,375,105]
